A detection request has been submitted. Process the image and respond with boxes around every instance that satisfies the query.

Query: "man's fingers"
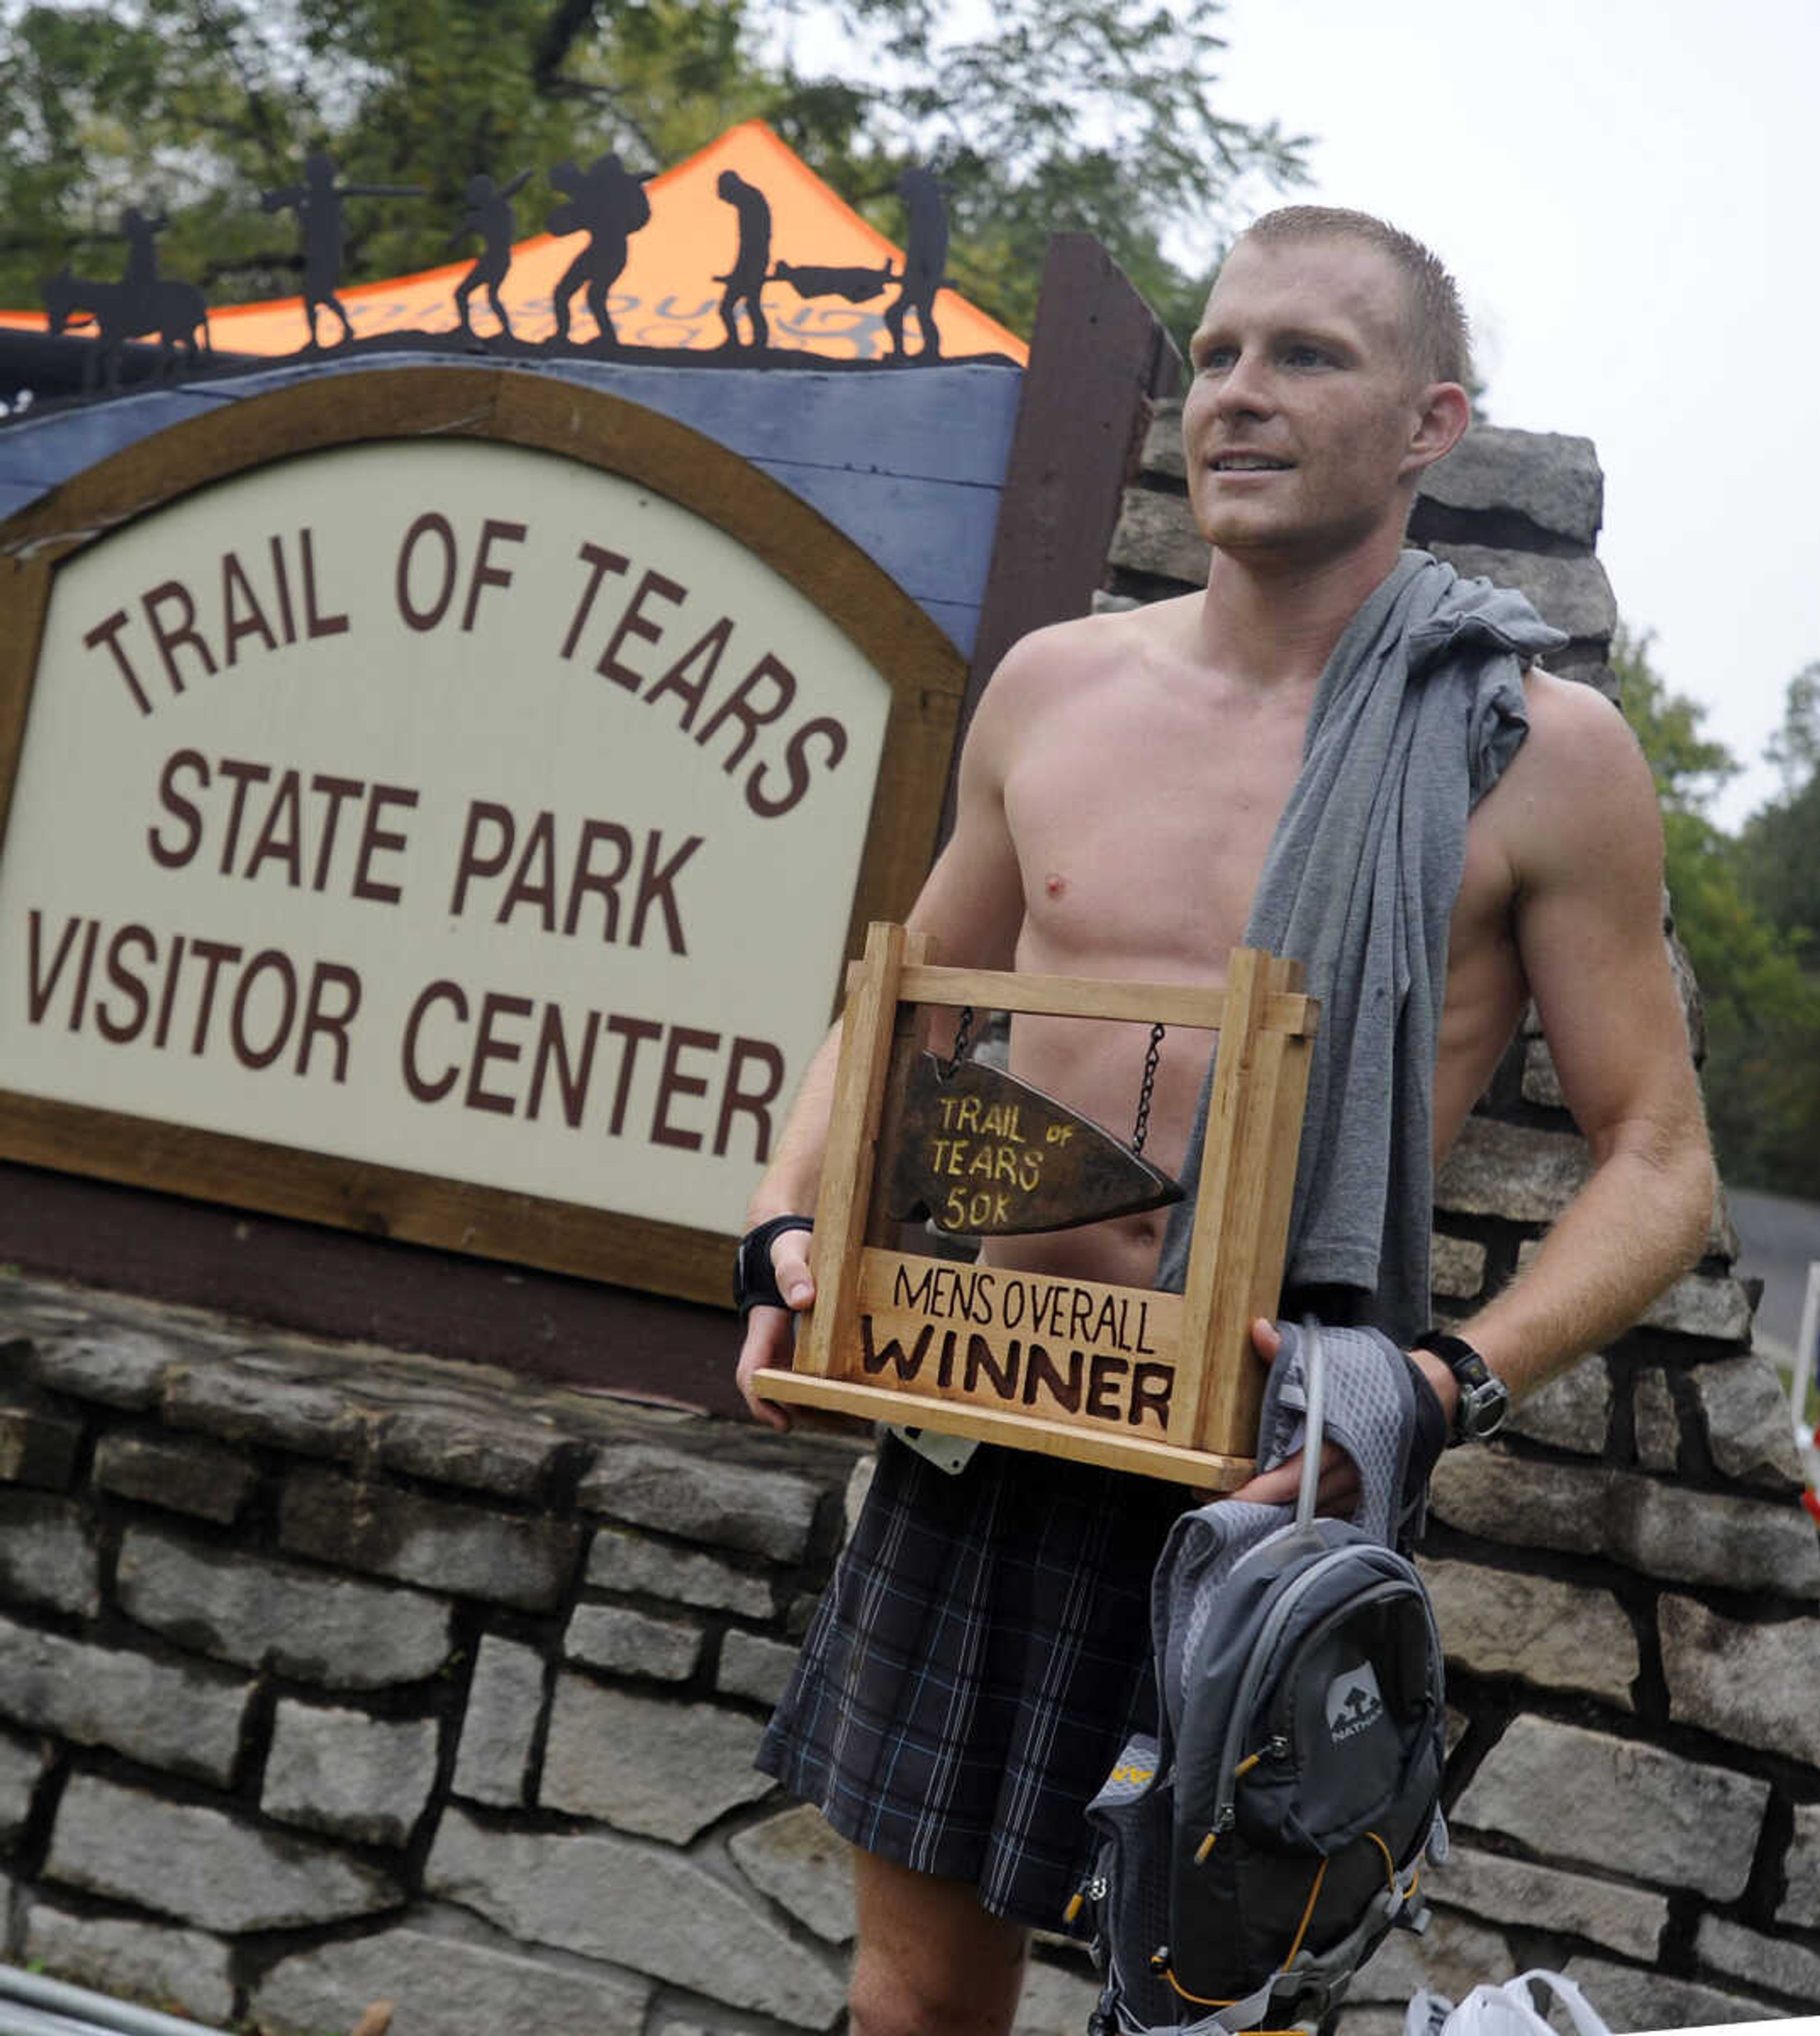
[1224,1461,1299,1506]
[1250,1316,1283,1366]
[733,1229,817,1431]
[1316,1465,1362,1516]
[736,1307,794,1432]
[1224,1442,1358,1515]
[771,1235,816,1312]
[1237,1472,1285,1506]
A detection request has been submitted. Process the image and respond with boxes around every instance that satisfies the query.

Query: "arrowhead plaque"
[884,1051,1183,1235]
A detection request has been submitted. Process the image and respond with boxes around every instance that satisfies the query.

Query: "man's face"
[1182,236,1435,566]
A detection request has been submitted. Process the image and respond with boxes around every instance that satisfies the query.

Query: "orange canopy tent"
[1,121,1026,366]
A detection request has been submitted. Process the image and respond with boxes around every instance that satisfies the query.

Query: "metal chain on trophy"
[940,1005,976,1080]
[1130,1022,1166,1156]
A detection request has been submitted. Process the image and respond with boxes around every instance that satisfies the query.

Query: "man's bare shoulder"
[1492,666,1661,881]
[997,594,1197,680]
[1517,666,1650,785]
[979,595,1201,712]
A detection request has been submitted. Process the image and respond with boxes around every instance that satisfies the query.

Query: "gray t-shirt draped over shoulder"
[1153,550,1568,1346]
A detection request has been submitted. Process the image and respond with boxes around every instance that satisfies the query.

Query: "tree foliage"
[0,0,1308,340]
[1737,660,1820,957]
[1615,626,1820,1199]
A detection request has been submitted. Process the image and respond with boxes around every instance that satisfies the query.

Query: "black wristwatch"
[734,1215,814,1317]
[1412,1331,1511,1445]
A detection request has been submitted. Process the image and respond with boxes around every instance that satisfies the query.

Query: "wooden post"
[798,922,924,1378]
[1176,951,1313,1454]
[1169,947,1266,1449]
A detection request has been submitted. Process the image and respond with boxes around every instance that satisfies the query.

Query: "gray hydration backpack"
[1079,1321,1447,2035]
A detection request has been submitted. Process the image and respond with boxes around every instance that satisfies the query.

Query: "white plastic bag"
[1405,1969,1611,2036]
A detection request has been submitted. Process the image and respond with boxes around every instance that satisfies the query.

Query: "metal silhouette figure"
[120,205,167,298]
[713,169,772,350]
[41,205,210,390]
[450,168,532,340]
[884,165,947,360]
[769,258,895,304]
[44,271,212,390]
[262,151,423,349]
[28,136,994,402]
[546,152,652,350]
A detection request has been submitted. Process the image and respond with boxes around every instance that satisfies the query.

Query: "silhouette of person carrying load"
[546,152,651,350]
[450,169,533,341]
[884,164,947,360]
[762,162,947,362]
[714,169,772,351]
[261,151,422,349]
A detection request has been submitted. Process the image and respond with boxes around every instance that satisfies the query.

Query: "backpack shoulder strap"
[1256,1320,1421,1548]
[1147,1319,1423,1756]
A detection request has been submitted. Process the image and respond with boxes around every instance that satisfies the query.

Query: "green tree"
[0,0,1307,340]
[1616,621,1740,818]
[1737,661,1820,956]
[1,2,318,300]
[784,0,1309,339]
[1615,627,1820,1197]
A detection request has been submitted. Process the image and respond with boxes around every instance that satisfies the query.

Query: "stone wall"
[1105,412,1820,2028]
[0,1281,950,2035]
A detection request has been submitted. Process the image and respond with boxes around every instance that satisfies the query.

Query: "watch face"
[1459,1377,1511,1441]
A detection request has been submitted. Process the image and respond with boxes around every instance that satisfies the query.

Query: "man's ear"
[1403,381,1471,477]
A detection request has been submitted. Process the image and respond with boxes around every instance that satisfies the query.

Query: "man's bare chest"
[1002,688,1306,972]
[1000,678,1522,994]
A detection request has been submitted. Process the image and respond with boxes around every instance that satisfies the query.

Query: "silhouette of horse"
[43,270,211,391]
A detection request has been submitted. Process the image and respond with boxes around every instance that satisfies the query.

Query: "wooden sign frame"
[755,921,1321,1487]
[0,369,968,1314]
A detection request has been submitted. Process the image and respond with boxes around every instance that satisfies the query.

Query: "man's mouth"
[1210,454,1293,472]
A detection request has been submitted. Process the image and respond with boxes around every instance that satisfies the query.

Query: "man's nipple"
[1044,872,1068,900]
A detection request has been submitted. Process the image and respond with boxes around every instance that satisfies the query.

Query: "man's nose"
[1211,350,1274,418]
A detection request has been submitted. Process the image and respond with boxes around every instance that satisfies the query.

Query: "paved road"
[1729,1185,1820,1367]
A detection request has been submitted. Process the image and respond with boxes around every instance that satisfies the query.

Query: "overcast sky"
[1210,0,1816,830]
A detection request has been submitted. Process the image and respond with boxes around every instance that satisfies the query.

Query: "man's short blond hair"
[1237,206,1473,390]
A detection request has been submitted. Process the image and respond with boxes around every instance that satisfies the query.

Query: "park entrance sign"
[0,369,967,1307]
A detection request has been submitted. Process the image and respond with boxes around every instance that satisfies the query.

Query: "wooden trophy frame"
[754,922,1321,1487]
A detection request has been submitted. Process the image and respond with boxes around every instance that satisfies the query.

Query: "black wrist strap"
[1413,1329,1509,1444]
[735,1215,815,1317]
[1404,1356,1448,1488]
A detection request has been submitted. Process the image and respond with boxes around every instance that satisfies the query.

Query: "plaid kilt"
[756,1432,1191,1931]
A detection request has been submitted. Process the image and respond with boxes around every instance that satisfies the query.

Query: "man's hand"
[1221,1320,1461,1517]
[735,1226,816,1432]
[1222,1317,1361,1515]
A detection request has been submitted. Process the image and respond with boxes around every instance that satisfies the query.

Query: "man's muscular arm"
[733,637,1038,1426]
[1439,671,1715,1406]
[1235,672,1713,1508]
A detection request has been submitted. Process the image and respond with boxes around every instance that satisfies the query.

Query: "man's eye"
[1282,344,1332,369]
[1196,345,1238,373]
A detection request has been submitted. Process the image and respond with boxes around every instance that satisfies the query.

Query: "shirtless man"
[735,208,1715,2036]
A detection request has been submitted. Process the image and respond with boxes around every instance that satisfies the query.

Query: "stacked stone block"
[0,1287,973,2035]
[1104,415,1820,2026]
